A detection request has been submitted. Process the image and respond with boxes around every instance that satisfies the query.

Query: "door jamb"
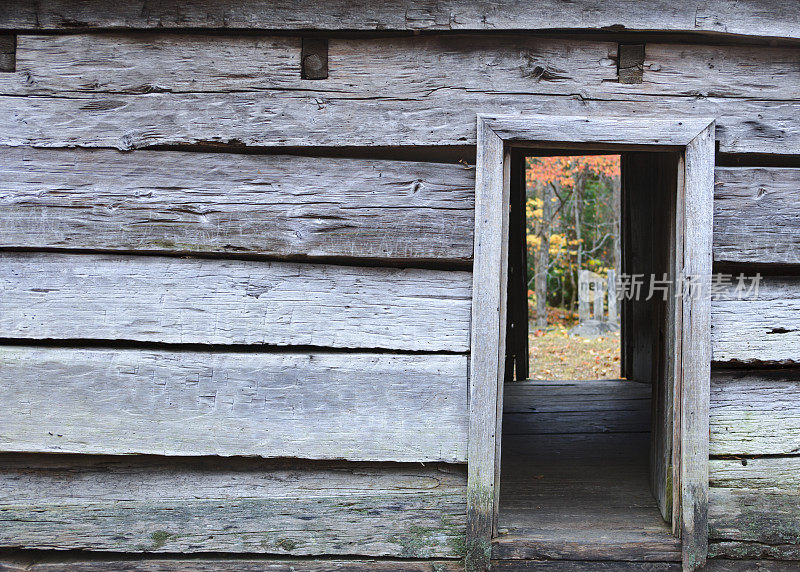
[467,114,715,571]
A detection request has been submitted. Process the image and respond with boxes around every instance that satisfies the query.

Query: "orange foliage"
[526,155,620,189]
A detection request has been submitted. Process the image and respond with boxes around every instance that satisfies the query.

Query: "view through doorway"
[495,151,680,562]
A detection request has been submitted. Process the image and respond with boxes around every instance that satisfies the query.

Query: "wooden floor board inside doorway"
[493,380,681,563]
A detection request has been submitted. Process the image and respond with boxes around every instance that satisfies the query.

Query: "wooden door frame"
[467,114,715,571]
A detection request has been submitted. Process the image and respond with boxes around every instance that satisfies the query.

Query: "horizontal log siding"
[0,35,799,153]
[713,167,800,265]
[1,0,798,39]
[0,561,467,572]
[710,369,800,457]
[5,35,799,101]
[0,252,472,351]
[2,149,798,267]
[0,455,467,555]
[709,369,800,559]
[2,94,795,154]
[0,147,475,262]
[711,277,800,365]
[1,347,468,461]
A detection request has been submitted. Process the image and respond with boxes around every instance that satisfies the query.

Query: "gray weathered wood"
[1,346,468,461]
[497,394,679,564]
[493,562,680,571]
[678,122,715,571]
[710,456,800,490]
[503,381,651,434]
[709,542,800,562]
[670,154,686,535]
[484,115,712,148]
[492,530,681,562]
[466,116,508,571]
[0,561,466,572]
[7,35,800,102]
[471,115,713,572]
[2,1,798,39]
[712,277,800,364]
[0,90,796,154]
[0,455,466,555]
[0,252,471,351]
[709,487,800,545]
[0,146,474,261]
[710,369,800,456]
[714,167,800,265]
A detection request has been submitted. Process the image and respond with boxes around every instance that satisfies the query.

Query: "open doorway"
[467,115,712,571]
[496,151,680,561]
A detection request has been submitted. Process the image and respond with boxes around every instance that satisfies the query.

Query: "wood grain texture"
[492,563,681,571]
[0,455,467,555]
[497,387,679,564]
[0,561,465,572]
[1,346,468,461]
[709,487,800,545]
[484,115,710,147]
[7,35,800,102]
[714,167,800,265]
[501,381,651,435]
[710,456,800,490]
[1,0,799,39]
[0,252,471,351]
[4,147,793,268]
[0,90,797,154]
[466,116,507,571]
[679,122,714,571]
[709,541,800,561]
[710,369,800,457]
[492,530,681,562]
[0,146,475,261]
[712,277,800,364]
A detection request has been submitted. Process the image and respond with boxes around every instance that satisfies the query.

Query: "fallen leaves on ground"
[528,325,621,380]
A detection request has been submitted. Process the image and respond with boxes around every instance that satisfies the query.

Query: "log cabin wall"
[1,1,799,568]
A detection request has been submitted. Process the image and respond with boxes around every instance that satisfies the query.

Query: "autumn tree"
[526,155,621,326]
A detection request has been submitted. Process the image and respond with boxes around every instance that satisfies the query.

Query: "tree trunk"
[535,182,553,329]
[611,174,622,280]
[573,174,584,309]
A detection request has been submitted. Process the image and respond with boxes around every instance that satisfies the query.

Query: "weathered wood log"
[0,455,466,555]
[711,278,800,364]
[492,529,681,562]
[5,34,620,96]
[5,158,795,271]
[493,562,681,571]
[1,346,468,461]
[5,148,800,269]
[7,35,799,102]
[0,560,466,572]
[502,380,651,434]
[1,0,798,39]
[710,369,800,456]
[714,167,800,265]
[709,487,800,545]
[0,90,797,154]
[0,253,472,351]
[0,147,474,261]
[710,456,800,489]
[709,542,800,561]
